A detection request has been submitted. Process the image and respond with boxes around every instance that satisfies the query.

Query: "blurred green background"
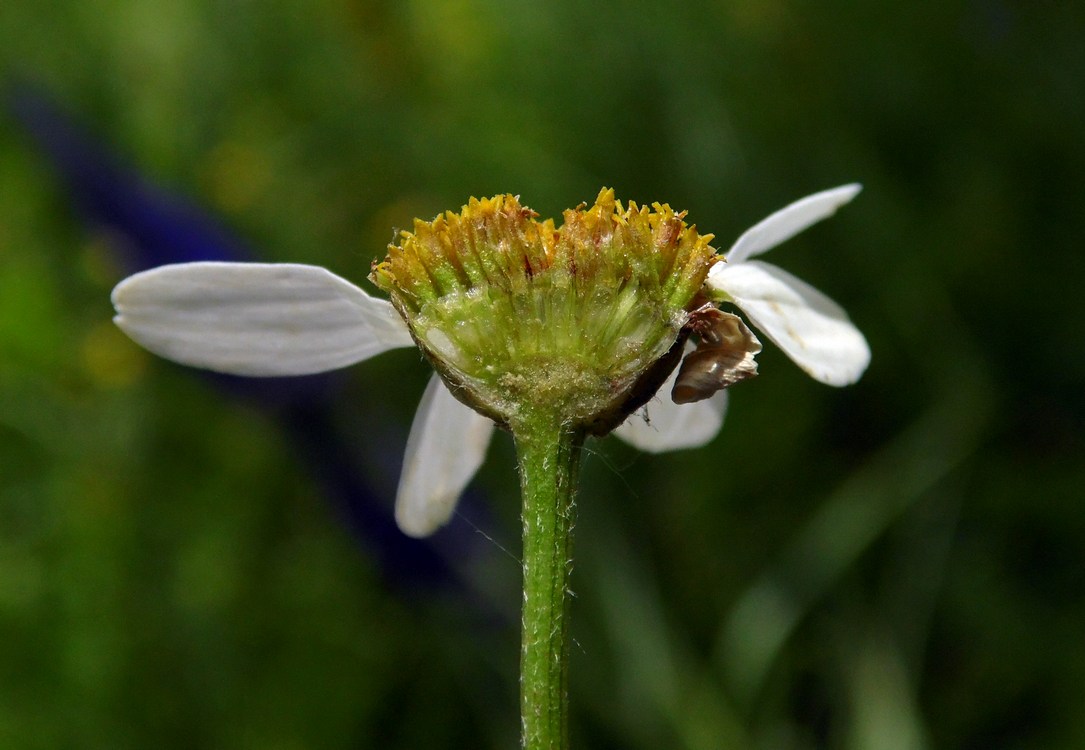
[2,1,1083,748]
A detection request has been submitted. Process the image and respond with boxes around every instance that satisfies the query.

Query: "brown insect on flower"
[671,303,763,404]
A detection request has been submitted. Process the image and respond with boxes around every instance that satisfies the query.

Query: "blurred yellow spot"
[408,0,494,82]
[203,141,272,213]
[80,321,147,389]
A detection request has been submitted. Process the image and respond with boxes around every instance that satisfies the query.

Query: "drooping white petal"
[395,374,495,538]
[707,260,870,386]
[612,358,729,453]
[725,184,862,264]
[112,262,414,376]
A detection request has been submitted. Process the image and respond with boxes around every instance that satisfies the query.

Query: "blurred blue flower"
[6,82,499,598]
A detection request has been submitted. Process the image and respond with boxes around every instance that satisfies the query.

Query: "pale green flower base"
[513,415,584,750]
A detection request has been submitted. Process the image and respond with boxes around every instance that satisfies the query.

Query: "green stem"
[514,416,584,750]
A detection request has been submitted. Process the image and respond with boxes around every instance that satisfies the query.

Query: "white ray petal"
[725,184,862,264]
[395,374,495,538]
[612,358,729,453]
[112,262,414,376]
[708,260,870,386]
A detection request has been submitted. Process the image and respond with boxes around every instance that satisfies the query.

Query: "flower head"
[370,189,717,433]
[112,185,868,536]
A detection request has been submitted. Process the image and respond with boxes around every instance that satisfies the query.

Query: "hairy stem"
[514,416,584,750]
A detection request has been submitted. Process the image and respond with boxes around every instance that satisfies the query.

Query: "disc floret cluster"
[370,189,718,431]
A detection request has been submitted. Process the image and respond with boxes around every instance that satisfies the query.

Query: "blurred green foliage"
[2,1,1084,748]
